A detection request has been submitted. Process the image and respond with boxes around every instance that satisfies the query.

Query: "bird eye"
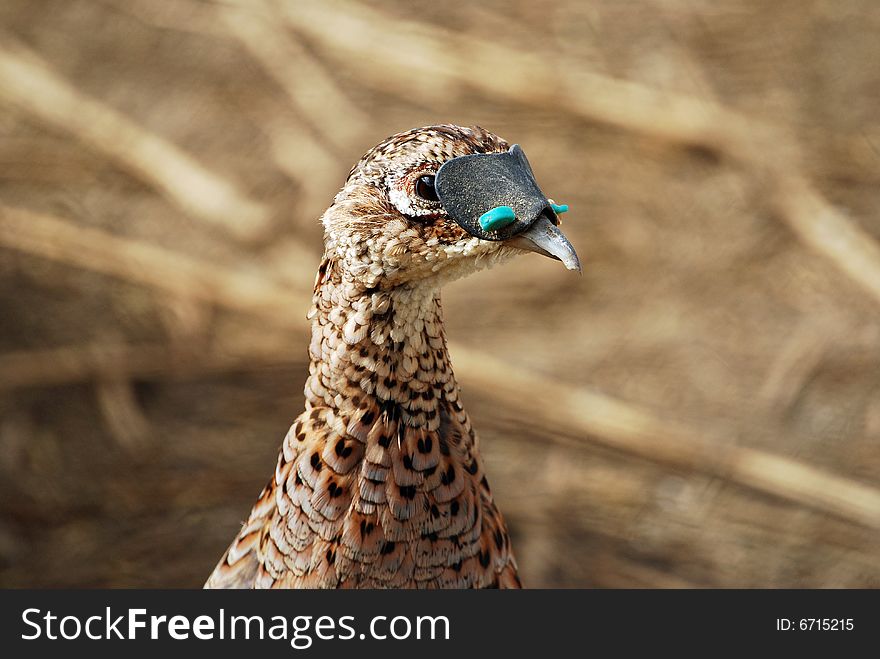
[415,175,439,202]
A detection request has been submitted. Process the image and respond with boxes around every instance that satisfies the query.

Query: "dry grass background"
[1,0,879,587]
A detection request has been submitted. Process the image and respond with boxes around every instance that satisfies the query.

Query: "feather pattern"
[205,125,525,589]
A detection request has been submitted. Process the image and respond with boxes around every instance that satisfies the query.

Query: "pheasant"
[205,124,580,589]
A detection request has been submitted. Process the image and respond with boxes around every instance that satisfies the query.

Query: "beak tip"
[563,256,583,273]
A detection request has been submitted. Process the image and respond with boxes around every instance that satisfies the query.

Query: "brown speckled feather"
[206,125,524,589]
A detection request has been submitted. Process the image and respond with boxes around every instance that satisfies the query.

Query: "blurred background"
[1,0,879,588]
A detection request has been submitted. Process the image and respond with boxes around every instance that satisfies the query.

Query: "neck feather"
[304,258,456,431]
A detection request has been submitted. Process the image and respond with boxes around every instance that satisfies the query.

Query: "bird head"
[321,124,580,291]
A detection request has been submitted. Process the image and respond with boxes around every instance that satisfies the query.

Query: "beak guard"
[435,144,580,271]
[435,144,548,241]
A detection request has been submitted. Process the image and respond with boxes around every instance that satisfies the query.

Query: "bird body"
[205,125,578,589]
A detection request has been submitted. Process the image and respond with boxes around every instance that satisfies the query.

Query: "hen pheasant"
[205,125,579,589]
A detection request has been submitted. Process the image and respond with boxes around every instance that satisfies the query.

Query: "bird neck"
[304,261,455,430]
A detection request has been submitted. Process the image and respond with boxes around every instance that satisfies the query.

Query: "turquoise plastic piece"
[478,205,517,232]
[551,203,569,215]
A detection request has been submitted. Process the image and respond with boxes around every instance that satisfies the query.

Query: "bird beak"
[506,214,581,272]
[435,144,581,272]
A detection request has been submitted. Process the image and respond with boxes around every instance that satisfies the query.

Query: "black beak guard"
[435,144,550,241]
[435,145,581,271]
